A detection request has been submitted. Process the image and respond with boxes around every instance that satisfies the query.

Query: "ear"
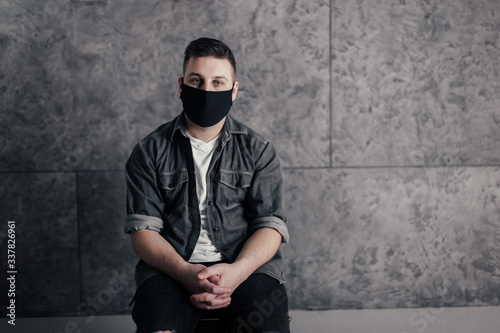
[178,76,183,95]
[231,81,239,101]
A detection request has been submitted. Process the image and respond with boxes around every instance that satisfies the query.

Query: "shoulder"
[227,115,269,146]
[226,116,278,163]
[129,115,183,163]
[136,115,181,148]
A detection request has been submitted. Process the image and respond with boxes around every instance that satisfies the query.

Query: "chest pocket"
[158,170,188,211]
[218,170,253,209]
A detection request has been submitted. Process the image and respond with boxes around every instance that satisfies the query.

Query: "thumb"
[197,266,218,280]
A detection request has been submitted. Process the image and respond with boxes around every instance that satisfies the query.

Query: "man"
[124,37,290,333]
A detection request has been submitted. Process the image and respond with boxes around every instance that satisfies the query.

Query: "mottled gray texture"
[331,0,500,167]
[77,172,137,313]
[0,0,330,171]
[282,167,500,309]
[0,173,80,316]
[0,0,499,317]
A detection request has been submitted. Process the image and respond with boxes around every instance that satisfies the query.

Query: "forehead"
[185,56,234,78]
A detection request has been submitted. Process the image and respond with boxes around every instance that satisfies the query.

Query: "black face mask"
[180,80,233,127]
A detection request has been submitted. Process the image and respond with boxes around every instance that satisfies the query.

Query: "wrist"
[171,259,191,282]
[232,259,254,282]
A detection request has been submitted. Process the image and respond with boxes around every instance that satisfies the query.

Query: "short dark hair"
[183,37,236,77]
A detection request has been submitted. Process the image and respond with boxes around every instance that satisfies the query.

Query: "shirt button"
[213,227,219,232]
[208,201,214,206]
[193,229,199,234]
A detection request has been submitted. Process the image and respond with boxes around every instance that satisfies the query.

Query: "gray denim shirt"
[124,113,289,287]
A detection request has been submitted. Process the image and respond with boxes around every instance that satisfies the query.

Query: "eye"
[215,81,223,86]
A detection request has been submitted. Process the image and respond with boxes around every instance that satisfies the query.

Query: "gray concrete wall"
[0,0,499,316]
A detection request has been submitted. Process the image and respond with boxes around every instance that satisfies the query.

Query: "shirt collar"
[170,112,188,142]
[170,112,248,142]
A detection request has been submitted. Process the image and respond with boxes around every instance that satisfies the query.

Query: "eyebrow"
[187,72,229,81]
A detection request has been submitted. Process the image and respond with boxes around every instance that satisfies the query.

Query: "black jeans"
[132,272,290,333]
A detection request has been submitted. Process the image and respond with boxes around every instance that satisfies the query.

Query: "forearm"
[233,227,282,279]
[130,229,189,282]
[132,229,232,308]
[190,227,283,308]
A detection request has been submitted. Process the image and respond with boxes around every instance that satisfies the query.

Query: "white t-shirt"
[187,133,225,263]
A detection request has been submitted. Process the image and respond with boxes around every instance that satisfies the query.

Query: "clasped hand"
[181,263,246,310]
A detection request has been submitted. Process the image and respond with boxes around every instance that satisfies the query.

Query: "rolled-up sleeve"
[247,141,289,243]
[248,216,289,243]
[124,141,165,234]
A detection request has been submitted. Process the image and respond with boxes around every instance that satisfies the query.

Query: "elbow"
[130,229,153,257]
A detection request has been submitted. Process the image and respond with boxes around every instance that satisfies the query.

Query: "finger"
[199,279,231,294]
[197,266,219,280]
[190,293,231,309]
[191,292,230,304]
[207,274,222,286]
[198,265,226,286]
[191,300,230,310]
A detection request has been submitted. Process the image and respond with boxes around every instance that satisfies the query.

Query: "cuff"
[249,216,289,243]
[124,214,163,234]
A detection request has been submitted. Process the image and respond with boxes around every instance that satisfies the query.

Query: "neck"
[185,114,225,143]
